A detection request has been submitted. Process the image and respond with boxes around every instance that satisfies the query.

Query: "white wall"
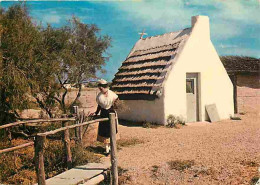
[117,96,165,124]
[164,16,234,122]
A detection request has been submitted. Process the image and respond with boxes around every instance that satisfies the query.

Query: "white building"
[111,15,234,124]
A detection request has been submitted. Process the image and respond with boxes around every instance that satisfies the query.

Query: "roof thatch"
[111,28,192,100]
[220,56,260,74]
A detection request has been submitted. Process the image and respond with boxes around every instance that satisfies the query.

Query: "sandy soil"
[19,88,260,184]
[116,111,260,185]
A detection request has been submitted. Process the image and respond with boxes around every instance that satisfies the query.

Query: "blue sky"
[1,0,259,81]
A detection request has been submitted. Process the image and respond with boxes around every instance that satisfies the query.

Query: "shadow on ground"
[118,119,144,127]
[86,146,105,154]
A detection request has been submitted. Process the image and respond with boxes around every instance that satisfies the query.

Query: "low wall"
[237,74,259,113]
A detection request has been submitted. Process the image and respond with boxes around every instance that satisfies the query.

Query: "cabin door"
[186,73,199,122]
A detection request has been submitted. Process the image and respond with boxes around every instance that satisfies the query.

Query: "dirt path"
[116,112,260,184]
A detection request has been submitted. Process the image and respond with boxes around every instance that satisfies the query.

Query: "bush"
[44,140,66,178]
[142,122,160,129]
[0,137,102,184]
[167,160,195,171]
[166,115,185,128]
[71,145,100,166]
[0,139,36,184]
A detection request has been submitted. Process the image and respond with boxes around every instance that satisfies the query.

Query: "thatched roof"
[111,28,192,100]
[221,56,260,74]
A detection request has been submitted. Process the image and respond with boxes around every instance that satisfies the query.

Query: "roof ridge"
[134,42,180,52]
[141,27,191,40]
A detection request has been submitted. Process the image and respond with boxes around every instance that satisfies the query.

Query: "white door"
[186,73,199,122]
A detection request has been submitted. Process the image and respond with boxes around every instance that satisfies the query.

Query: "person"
[92,79,119,154]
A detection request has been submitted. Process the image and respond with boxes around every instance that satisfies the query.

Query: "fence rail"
[37,118,108,137]
[0,142,34,154]
[0,112,118,185]
[0,117,76,130]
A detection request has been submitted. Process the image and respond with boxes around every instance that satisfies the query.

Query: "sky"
[1,0,259,81]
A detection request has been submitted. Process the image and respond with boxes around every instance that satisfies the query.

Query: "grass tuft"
[167,160,195,172]
[99,167,131,185]
[240,160,259,167]
[117,138,145,150]
[250,176,260,185]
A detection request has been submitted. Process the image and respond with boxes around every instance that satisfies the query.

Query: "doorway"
[186,73,200,122]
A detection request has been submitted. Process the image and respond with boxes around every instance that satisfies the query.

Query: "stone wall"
[237,74,259,113]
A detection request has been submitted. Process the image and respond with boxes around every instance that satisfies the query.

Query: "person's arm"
[95,105,101,115]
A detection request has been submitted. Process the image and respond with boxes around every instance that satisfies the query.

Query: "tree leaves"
[0,4,111,123]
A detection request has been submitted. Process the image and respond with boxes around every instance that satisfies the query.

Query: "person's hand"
[89,112,96,117]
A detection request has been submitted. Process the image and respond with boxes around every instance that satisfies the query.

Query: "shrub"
[71,145,100,166]
[167,160,195,171]
[44,140,66,178]
[0,139,36,184]
[142,122,160,129]
[250,176,260,185]
[166,115,185,128]
[99,167,131,185]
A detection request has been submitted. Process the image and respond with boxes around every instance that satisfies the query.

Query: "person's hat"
[98,79,108,85]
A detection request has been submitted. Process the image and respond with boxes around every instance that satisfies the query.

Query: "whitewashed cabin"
[111,15,234,124]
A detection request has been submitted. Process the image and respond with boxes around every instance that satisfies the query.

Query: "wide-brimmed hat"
[98,79,108,85]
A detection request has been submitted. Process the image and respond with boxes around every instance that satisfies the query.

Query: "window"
[186,79,194,93]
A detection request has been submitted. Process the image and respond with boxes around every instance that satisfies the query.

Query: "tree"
[0,4,111,123]
[0,4,41,124]
[30,17,111,117]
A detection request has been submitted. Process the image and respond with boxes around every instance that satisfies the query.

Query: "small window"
[186,79,194,93]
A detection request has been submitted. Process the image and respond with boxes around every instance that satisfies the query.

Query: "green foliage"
[0,4,39,124]
[0,3,111,124]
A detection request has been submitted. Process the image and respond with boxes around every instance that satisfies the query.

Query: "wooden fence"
[0,113,119,185]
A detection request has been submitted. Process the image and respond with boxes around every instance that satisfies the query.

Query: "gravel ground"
[116,111,260,185]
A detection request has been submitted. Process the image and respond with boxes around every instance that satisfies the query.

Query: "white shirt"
[96,90,118,110]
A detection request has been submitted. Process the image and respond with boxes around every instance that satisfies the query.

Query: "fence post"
[78,111,84,145]
[109,113,118,185]
[34,135,46,185]
[73,106,80,143]
[62,118,72,169]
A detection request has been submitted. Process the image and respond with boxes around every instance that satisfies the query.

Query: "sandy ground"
[116,111,260,185]
[19,89,260,184]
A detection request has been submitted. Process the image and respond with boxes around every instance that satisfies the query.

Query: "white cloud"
[217,46,260,58]
[113,0,259,40]
[218,44,238,49]
[42,14,61,24]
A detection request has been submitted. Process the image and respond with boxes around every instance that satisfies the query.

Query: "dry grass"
[0,138,102,184]
[117,138,145,150]
[250,176,260,185]
[167,160,195,172]
[240,160,259,167]
[99,167,132,185]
